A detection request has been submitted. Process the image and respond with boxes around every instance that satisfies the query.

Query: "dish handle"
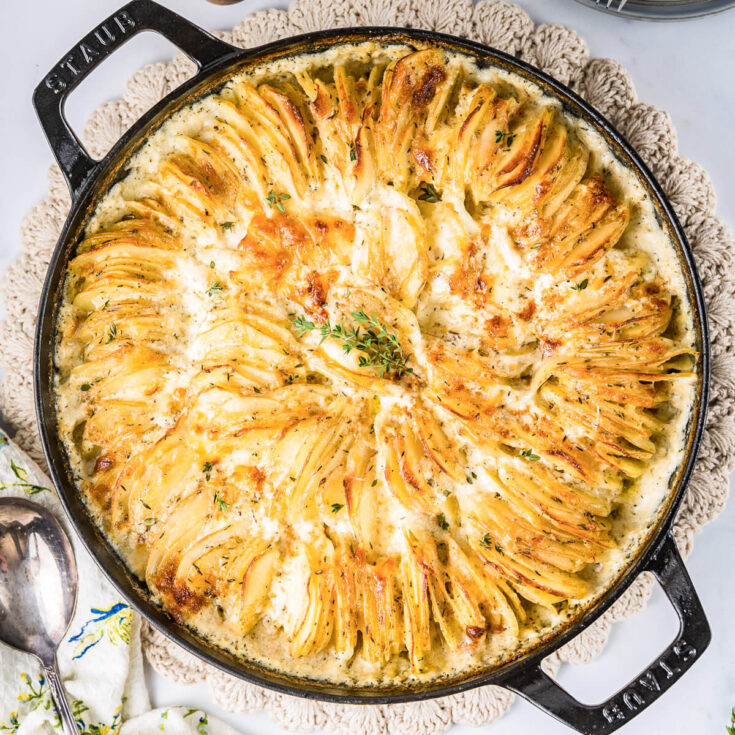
[496,533,711,735]
[32,0,236,197]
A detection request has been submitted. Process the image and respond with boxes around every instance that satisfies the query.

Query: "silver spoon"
[0,497,79,735]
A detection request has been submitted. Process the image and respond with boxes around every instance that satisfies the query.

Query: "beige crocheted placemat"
[2,0,734,732]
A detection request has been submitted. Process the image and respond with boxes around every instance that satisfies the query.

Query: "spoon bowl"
[0,497,79,734]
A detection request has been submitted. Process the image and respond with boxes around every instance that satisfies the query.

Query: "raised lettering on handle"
[601,638,697,725]
[44,11,136,95]
[498,534,711,735]
[33,0,235,196]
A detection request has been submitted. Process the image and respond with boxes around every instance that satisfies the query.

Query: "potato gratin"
[55,42,698,685]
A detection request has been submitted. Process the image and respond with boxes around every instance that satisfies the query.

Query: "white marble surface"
[0,1,733,733]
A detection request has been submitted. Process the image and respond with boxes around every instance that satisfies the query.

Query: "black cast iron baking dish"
[32,2,711,732]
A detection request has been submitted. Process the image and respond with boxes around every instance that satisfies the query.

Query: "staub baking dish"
[32,2,710,733]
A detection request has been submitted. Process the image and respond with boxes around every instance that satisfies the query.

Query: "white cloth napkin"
[0,429,241,735]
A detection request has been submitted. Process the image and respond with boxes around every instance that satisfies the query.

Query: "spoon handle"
[43,659,78,735]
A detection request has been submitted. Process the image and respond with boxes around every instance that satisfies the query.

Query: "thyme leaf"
[519,448,541,461]
[292,314,316,337]
[417,182,440,203]
[266,190,290,213]
[213,491,229,512]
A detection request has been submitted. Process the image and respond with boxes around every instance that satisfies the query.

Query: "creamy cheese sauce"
[54,41,698,687]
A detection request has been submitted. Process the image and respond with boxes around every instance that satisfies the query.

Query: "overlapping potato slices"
[56,45,697,681]
[295,64,381,198]
[201,83,312,204]
[189,298,303,391]
[276,530,523,671]
[517,174,629,279]
[372,49,458,191]
[353,188,429,307]
[67,228,181,317]
[146,489,279,632]
[376,400,463,515]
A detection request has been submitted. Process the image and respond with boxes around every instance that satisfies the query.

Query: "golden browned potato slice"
[286,537,337,657]
[524,175,630,279]
[374,49,457,190]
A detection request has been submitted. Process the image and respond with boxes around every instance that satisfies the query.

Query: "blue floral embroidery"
[184,709,209,734]
[0,710,19,734]
[2,650,125,733]
[15,673,48,708]
[69,602,132,659]
[0,673,53,733]
[76,704,121,735]
[0,432,8,447]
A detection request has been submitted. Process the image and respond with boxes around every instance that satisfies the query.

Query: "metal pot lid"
[573,0,735,20]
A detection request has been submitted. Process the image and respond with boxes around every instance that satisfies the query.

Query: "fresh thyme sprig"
[291,310,414,378]
[727,707,735,735]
